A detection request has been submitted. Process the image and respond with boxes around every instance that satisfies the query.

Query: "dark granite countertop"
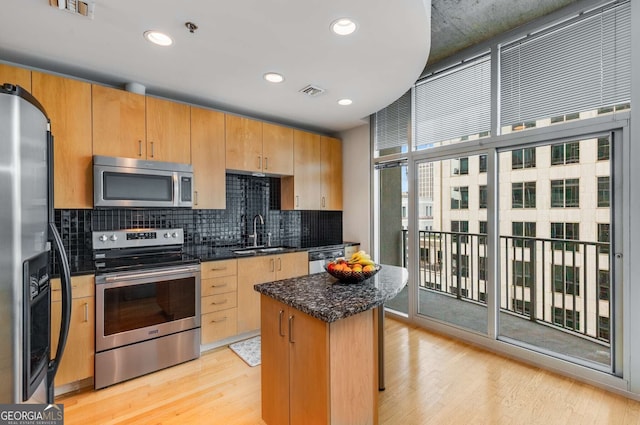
[254,264,408,323]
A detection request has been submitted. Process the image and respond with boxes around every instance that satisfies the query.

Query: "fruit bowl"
[324,263,381,284]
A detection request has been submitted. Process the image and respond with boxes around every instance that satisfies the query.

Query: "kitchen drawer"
[201,275,238,297]
[201,292,237,315]
[201,308,238,344]
[201,259,238,279]
[51,274,94,301]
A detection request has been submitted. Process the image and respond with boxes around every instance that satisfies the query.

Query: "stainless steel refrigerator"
[0,84,72,404]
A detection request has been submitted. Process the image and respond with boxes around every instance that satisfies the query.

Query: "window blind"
[414,55,491,149]
[373,90,411,153]
[500,1,631,127]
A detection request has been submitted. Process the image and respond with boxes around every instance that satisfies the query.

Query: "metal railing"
[401,230,611,344]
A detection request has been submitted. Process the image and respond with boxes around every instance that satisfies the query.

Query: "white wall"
[338,122,371,252]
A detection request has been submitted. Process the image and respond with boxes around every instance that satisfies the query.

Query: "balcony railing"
[401,230,611,344]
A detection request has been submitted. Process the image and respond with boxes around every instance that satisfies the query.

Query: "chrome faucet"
[249,214,264,247]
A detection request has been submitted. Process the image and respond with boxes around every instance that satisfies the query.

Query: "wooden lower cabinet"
[261,295,377,425]
[237,252,308,334]
[201,259,238,344]
[50,275,95,388]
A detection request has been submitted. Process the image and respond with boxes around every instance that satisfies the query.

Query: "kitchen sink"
[233,248,258,255]
[258,247,286,253]
[232,246,288,255]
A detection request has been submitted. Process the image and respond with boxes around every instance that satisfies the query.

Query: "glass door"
[414,154,489,335]
[497,133,617,371]
[375,162,409,315]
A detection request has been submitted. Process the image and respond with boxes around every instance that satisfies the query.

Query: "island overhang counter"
[254,264,407,425]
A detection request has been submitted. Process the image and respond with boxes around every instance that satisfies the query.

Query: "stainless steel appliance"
[0,84,72,404]
[93,228,200,389]
[93,155,194,208]
[308,245,345,274]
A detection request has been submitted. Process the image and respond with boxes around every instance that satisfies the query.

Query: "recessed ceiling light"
[331,18,357,36]
[264,72,285,83]
[144,30,173,46]
[338,98,353,106]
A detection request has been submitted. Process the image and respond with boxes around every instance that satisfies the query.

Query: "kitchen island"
[254,264,407,425]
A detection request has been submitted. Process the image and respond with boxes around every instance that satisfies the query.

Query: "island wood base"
[261,295,378,425]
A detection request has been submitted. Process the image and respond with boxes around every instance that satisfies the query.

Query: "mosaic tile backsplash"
[53,173,342,275]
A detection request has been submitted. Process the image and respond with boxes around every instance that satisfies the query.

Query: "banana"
[347,250,375,267]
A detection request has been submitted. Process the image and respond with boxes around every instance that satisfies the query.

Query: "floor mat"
[229,336,261,367]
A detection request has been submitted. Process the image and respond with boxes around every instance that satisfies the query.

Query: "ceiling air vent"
[49,0,95,19]
[299,85,325,97]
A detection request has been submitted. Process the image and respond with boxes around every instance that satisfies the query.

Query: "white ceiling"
[0,0,431,134]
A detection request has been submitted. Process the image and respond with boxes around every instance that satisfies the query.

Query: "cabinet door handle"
[322,196,325,208]
[296,196,299,208]
[270,258,275,272]
[150,141,155,158]
[278,310,285,337]
[194,191,199,206]
[277,257,282,271]
[138,140,143,157]
[212,317,228,323]
[212,299,228,305]
[288,315,295,343]
[264,157,268,170]
[83,302,89,323]
[258,156,262,170]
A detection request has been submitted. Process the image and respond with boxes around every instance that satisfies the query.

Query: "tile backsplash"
[54,173,342,274]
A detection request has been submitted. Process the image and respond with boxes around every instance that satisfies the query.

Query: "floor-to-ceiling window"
[374,0,629,377]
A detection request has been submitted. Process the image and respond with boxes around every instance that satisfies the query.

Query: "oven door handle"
[100,265,200,283]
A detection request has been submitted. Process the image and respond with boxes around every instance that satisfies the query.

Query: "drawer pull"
[212,283,228,288]
[211,266,228,271]
[211,317,228,323]
[212,299,228,305]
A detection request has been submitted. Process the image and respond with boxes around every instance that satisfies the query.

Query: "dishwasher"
[308,246,345,274]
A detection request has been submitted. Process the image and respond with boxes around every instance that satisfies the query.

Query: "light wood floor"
[58,318,640,425]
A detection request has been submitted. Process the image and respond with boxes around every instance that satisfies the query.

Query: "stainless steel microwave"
[93,155,193,208]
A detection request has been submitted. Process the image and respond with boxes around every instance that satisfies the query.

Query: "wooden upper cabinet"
[92,87,191,163]
[0,63,31,91]
[146,96,191,163]
[92,84,146,158]
[262,122,293,175]
[282,130,321,210]
[320,136,343,210]
[32,71,92,208]
[191,106,226,209]
[225,115,263,173]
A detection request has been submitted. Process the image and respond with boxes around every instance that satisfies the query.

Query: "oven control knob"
[172,232,178,238]
[99,234,108,242]
[109,234,118,241]
[164,232,171,238]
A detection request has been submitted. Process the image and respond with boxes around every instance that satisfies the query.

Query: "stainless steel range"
[92,228,201,389]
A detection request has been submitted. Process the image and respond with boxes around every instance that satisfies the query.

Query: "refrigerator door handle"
[47,224,72,403]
